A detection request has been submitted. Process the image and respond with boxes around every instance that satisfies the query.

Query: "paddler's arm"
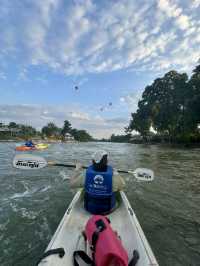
[112,169,126,191]
[69,163,85,188]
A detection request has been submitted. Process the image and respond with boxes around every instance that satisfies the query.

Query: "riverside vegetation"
[125,62,200,144]
[0,120,93,142]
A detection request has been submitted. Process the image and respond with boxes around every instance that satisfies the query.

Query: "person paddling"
[70,150,125,214]
[24,139,35,148]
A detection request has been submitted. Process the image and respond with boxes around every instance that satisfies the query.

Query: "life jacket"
[84,165,115,214]
[25,141,34,147]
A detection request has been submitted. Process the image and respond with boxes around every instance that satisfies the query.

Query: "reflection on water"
[0,142,200,266]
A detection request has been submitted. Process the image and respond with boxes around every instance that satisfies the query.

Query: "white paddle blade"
[133,168,154,181]
[13,154,47,170]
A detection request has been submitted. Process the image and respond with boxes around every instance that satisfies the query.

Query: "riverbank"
[108,133,200,146]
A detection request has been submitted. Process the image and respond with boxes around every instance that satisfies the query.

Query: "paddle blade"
[133,168,154,181]
[13,154,47,170]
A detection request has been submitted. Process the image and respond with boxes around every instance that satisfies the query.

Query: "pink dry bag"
[85,215,128,266]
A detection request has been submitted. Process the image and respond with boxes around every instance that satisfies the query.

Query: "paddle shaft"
[50,162,129,173]
[52,163,87,169]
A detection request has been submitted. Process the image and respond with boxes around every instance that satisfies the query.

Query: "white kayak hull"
[39,190,159,266]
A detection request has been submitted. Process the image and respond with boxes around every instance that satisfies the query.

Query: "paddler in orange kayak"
[24,139,35,148]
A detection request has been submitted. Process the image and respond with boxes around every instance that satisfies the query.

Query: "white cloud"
[0,0,199,75]
[157,0,192,31]
[70,111,90,121]
[175,14,190,30]
[158,0,182,18]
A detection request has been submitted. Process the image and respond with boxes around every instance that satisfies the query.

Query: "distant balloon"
[108,102,112,106]
[74,86,79,90]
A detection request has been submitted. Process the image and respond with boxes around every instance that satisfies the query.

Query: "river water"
[0,142,199,266]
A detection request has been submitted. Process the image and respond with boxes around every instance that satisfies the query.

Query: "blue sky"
[0,0,200,138]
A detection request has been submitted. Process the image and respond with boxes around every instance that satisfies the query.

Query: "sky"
[0,0,200,138]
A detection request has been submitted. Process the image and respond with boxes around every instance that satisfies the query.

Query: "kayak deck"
[39,190,158,266]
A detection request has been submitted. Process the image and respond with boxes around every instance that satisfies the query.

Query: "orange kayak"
[15,146,36,151]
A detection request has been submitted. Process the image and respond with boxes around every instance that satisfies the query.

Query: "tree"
[71,128,93,141]
[127,110,151,139]
[147,72,188,136]
[8,122,18,128]
[192,64,200,75]
[70,128,79,139]
[187,63,200,131]
[41,122,61,137]
[110,134,131,143]
[61,120,72,136]
[19,125,37,137]
[127,70,189,140]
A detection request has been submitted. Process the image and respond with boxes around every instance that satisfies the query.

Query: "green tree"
[70,128,79,139]
[187,63,200,132]
[61,120,72,137]
[41,122,60,137]
[110,134,131,143]
[127,70,189,140]
[8,122,18,128]
[20,125,36,136]
[71,128,93,141]
[127,110,151,139]
[152,71,188,137]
